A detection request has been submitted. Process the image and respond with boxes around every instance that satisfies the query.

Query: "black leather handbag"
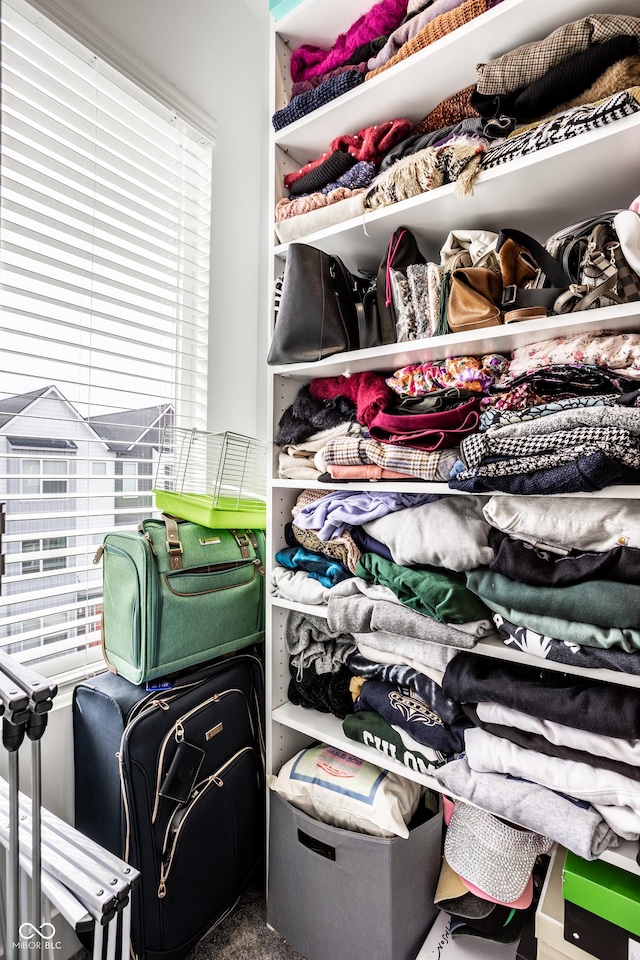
[267,243,380,365]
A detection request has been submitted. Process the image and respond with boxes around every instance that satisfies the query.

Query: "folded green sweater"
[356,553,490,624]
[466,567,640,630]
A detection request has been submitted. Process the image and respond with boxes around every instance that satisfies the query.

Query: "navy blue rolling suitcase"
[72,651,265,960]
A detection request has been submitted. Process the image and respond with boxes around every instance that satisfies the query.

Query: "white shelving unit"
[266,0,640,893]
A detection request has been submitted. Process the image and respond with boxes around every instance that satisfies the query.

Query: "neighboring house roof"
[87,404,173,453]
[0,386,51,430]
[0,387,173,453]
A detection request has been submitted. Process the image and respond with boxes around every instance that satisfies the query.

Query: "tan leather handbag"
[447,266,503,332]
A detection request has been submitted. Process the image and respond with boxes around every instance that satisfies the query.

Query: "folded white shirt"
[483,495,640,553]
[476,700,640,768]
[364,495,494,572]
[465,726,640,839]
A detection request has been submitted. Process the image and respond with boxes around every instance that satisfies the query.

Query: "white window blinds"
[0,0,213,678]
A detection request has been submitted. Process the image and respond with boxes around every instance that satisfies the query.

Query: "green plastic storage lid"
[563,851,640,939]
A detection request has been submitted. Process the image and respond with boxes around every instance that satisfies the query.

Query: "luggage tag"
[159,740,205,803]
[146,680,173,692]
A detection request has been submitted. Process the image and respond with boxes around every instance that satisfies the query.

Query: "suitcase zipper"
[151,688,251,822]
[157,746,255,898]
[162,557,262,596]
[119,655,264,864]
[120,689,199,863]
[99,538,160,677]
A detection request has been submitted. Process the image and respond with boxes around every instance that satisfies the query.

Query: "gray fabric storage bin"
[267,789,442,960]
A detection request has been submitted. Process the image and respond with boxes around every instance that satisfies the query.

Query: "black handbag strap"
[332,257,384,351]
[355,301,367,350]
[330,254,361,351]
[497,228,572,310]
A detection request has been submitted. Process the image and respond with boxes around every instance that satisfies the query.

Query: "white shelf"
[274,112,640,271]
[274,0,640,162]
[271,478,640,499]
[268,300,640,378]
[270,597,640,687]
[471,637,640,690]
[272,702,640,876]
[271,478,458,494]
[272,699,443,788]
[269,596,328,619]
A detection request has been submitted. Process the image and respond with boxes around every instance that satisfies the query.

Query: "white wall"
[55,0,271,441]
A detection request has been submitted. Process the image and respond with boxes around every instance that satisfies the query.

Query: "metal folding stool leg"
[119,904,131,960]
[0,651,57,960]
[105,912,118,960]
[92,921,104,960]
[0,676,30,960]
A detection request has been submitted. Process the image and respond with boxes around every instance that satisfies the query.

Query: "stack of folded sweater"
[272,486,498,757]
[450,331,640,494]
[272,445,640,859]
[477,16,640,170]
[272,0,410,131]
[365,0,505,80]
[439,651,640,852]
[274,117,413,242]
[275,360,509,482]
[471,494,640,665]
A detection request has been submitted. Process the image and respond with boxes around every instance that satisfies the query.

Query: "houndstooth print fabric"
[479,395,618,431]
[459,425,640,475]
[482,89,640,170]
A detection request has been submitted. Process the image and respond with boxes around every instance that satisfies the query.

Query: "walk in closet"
[265,0,640,908]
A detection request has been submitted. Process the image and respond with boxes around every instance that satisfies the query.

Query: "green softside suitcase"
[94,515,266,684]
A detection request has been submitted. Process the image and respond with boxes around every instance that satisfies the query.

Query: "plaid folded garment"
[323,434,457,481]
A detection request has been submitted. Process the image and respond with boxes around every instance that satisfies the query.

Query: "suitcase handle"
[297,829,336,861]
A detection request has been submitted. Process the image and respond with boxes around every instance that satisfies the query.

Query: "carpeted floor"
[72,879,306,960]
[187,880,306,960]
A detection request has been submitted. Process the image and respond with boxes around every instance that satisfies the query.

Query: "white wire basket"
[153,428,268,528]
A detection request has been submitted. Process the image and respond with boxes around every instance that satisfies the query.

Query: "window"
[20,459,68,495]
[19,535,68,576]
[0,0,213,678]
[121,461,138,493]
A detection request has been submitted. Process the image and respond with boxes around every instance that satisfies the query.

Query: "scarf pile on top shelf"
[273,11,640,243]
